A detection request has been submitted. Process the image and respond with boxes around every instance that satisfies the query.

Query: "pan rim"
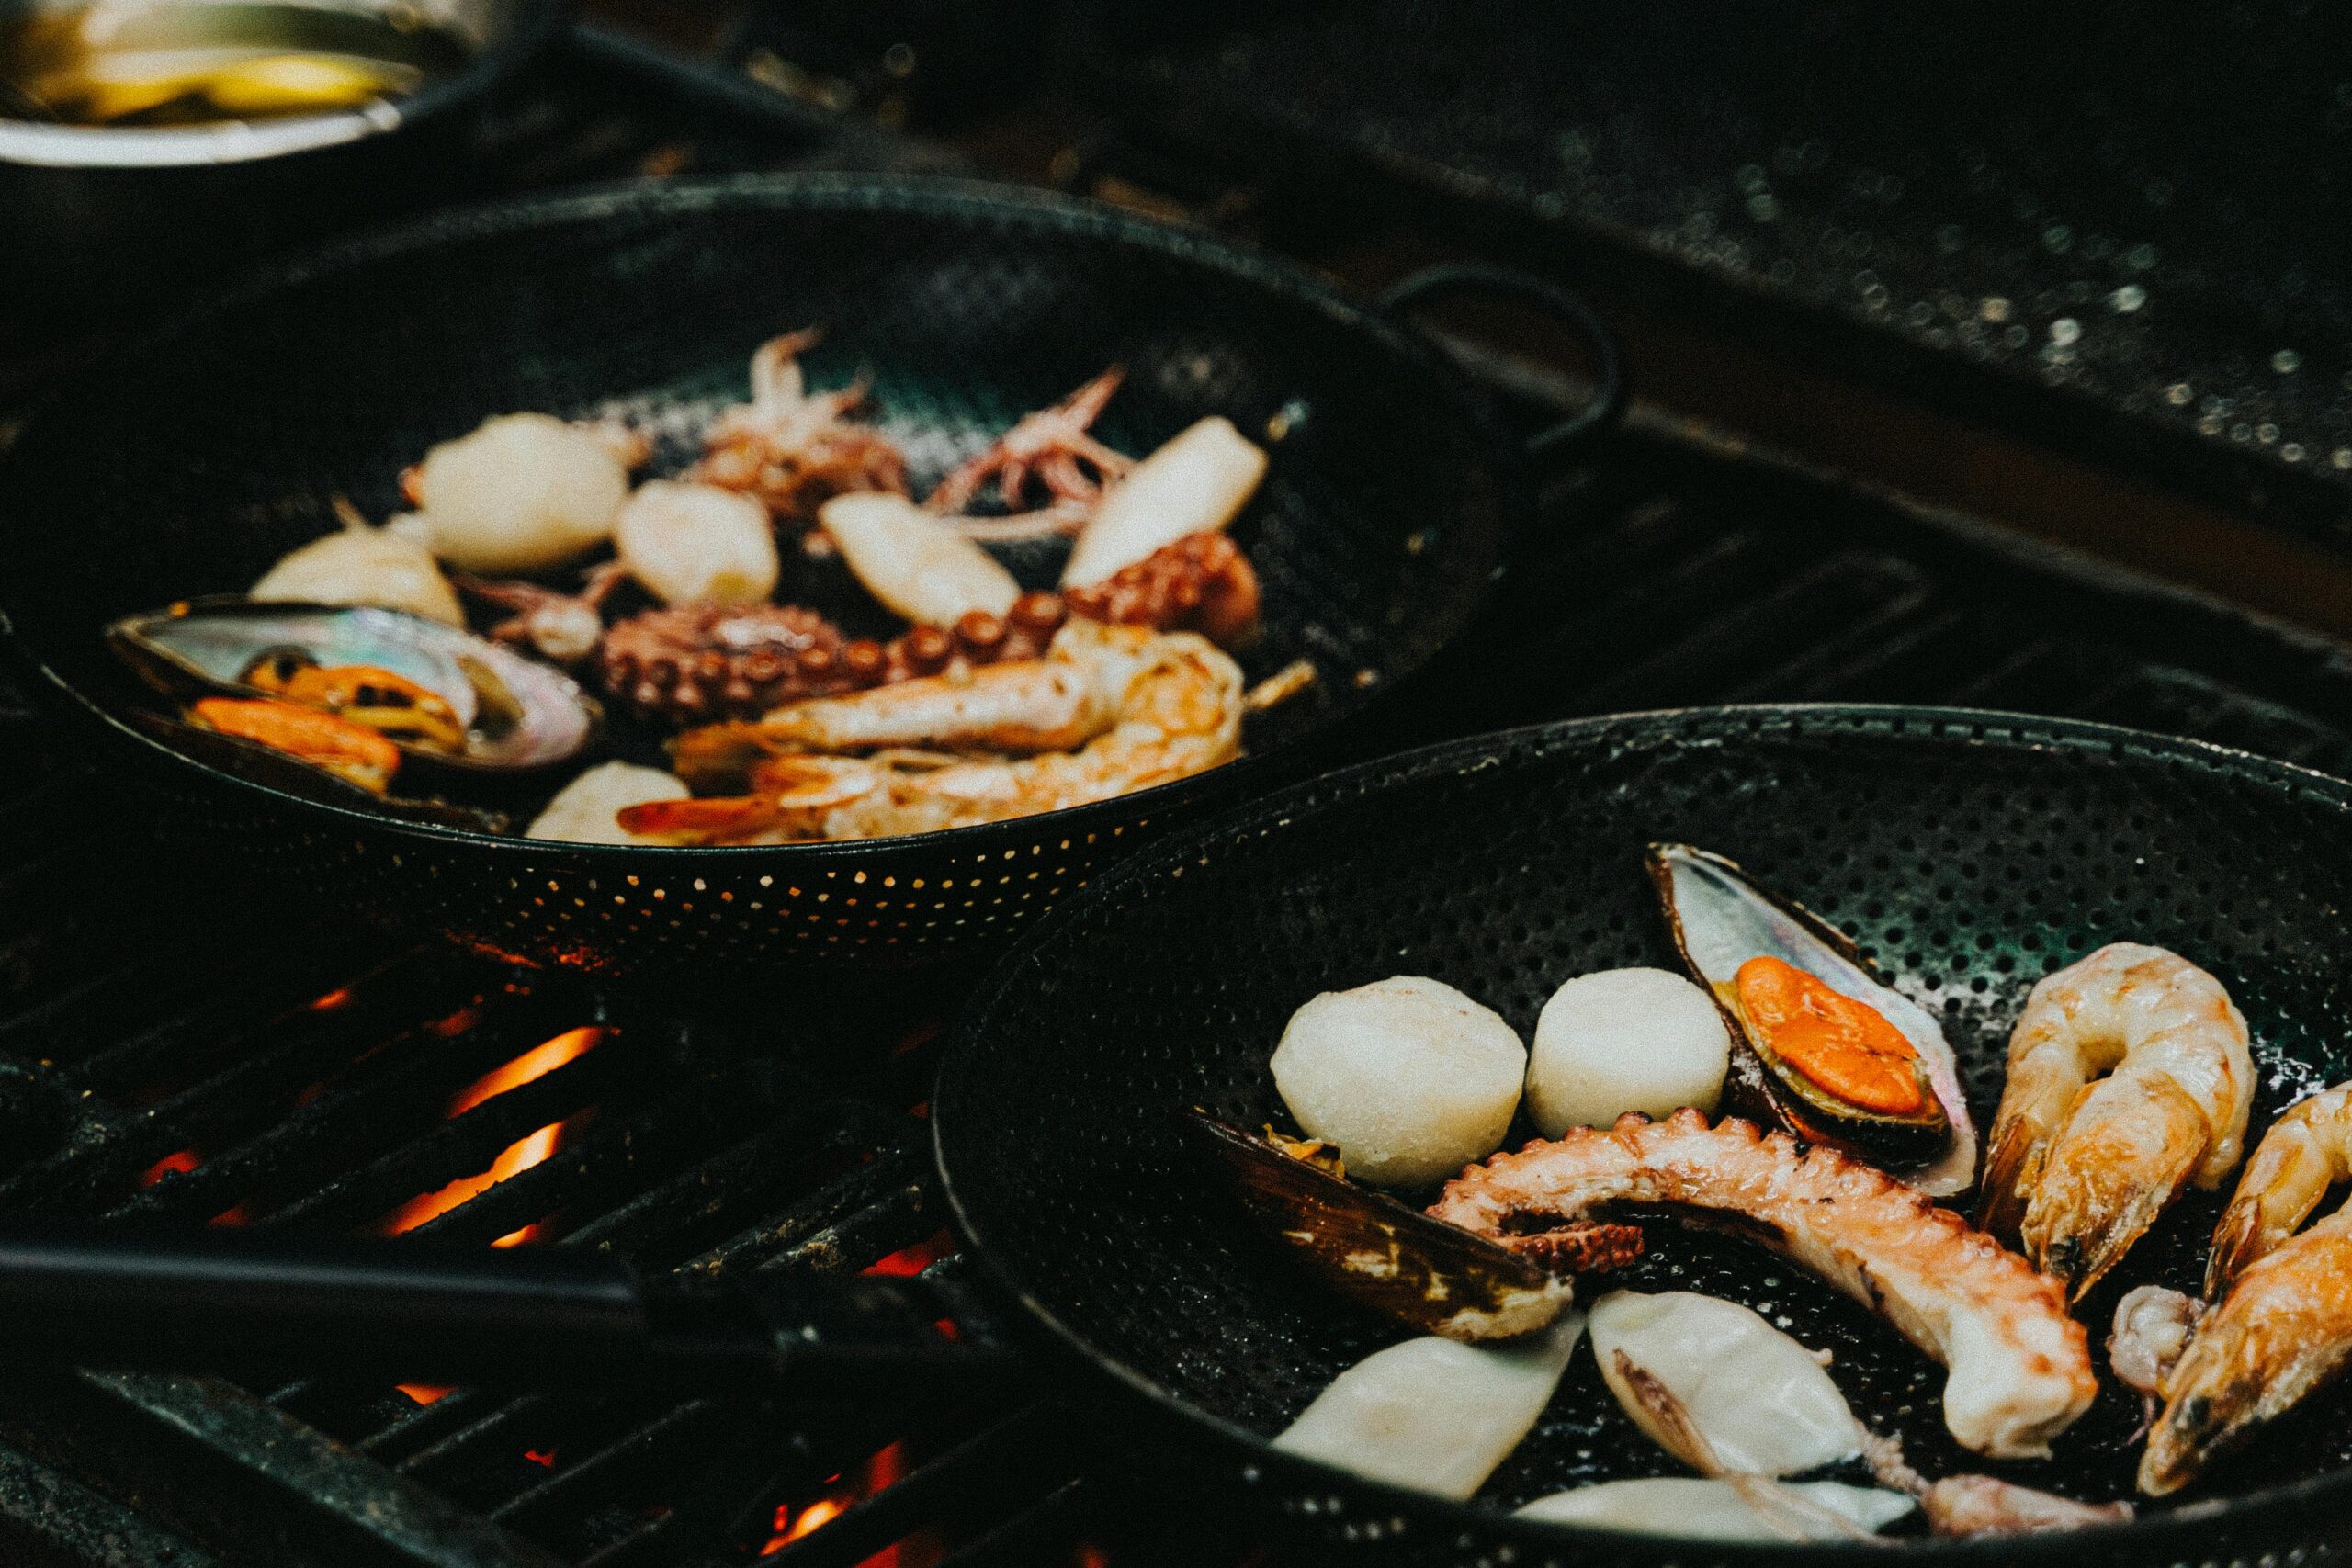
[0,169,1522,862]
[936,700,2352,1560]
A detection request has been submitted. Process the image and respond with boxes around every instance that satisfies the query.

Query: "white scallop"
[1273,1312,1584,1500]
[1517,1478,1914,1541]
[1527,967,1730,1134]
[1589,1290,1862,1477]
[1270,976,1525,1188]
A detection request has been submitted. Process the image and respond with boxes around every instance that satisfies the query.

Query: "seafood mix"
[107,331,1294,846]
[1233,845,2337,1540]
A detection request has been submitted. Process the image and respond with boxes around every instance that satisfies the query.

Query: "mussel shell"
[1647,844,1979,1195]
[128,712,511,833]
[1180,1111,1572,1342]
[107,598,598,773]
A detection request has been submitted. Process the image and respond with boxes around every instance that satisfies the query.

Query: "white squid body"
[819,491,1020,627]
[1588,1290,1862,1477]
[1060,416,1267,588]
[613,480,778,607]
[1272,1313,1584,1500]
[1518,1478,1914,1542]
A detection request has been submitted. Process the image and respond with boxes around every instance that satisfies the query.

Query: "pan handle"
[1379,263,1627,467]
[0,1224,1020,1404]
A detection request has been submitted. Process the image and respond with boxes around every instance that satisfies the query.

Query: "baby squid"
[2141,1081,2352,1495]
[1977,943,2253,1299]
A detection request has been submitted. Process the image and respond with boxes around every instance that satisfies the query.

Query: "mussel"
[1648,844,1979,1196]
[107,599,600,775]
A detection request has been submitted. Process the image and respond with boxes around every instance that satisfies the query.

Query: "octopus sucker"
[1428,1110,2096,1458]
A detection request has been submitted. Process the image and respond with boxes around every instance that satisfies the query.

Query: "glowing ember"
[865,1232,952,1278]
[397,1382,453,1405]
[308,986,355,1011]
[140,1148,201,1187]
[379,1027,602,1243]
[755,1443,912,1558]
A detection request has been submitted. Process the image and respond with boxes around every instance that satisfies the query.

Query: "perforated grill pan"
[0,175,1617,973]
[936,705,2352,1565]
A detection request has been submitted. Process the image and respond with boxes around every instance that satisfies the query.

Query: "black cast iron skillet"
[3,706,2352,1565]
[0,174,1622,976]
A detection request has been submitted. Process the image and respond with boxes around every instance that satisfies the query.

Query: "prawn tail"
[1974,1114,2045,1242]
[2204,1194,2268,1302]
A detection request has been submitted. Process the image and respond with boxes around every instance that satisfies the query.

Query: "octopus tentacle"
[1428,1110,2097,1459]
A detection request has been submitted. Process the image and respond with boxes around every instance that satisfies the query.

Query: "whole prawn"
[1977,943,2253,1298]
[2140,1082,2352,1495]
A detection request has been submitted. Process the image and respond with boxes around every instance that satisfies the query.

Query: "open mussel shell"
[127,712,510,833]
[107,598,599,774]
[1647,844,1979,1196]
[1179,1111,1572,1342]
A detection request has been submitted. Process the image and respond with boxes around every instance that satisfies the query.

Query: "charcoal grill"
[6,9,2352,1567]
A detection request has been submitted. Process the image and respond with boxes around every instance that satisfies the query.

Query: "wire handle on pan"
[1379,263,1628,465]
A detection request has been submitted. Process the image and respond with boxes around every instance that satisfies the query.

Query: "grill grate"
[9,400,2352,1564]
[6,27,2352,1565]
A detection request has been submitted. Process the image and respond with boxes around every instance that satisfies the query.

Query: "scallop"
[412,412,629,574]
[1272,1312,1584,1499]
[1517,1478,1914,1541]
[1527,967,1730,1134]
[1589,1290,1863,1477]
[1270,976,1525,1188]
[1649,843,1978,1196]
[107,599,598,773]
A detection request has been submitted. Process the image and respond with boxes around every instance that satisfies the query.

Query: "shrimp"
[2140,1080,2352,1495]
[1976,944,2252,1299]
[627,622,1242,844]
[1428,1111,2098,1459]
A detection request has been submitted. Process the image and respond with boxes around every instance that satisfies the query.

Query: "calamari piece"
[1589,1291,1861,1477]
[1428,1111,2097,1458]
[1650,845,1974,1195]
[525,761,689,846]
[819,491,1020,628]
[613,480,779,607]
[1517,1478,1913,1542]
[1060,416,1268,588]
[1978,943,2253,1299]
[926,367,1132,513]
[2141,1078,2352,1495]
[1272,1314,1583,1499]
[252,500,463,626]
[458,561,628,666]
[1920,1475,2133,1536]
[687,329,910,522]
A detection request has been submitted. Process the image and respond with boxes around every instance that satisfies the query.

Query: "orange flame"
[756,1442,913,1558]
[379,1026,602,1243]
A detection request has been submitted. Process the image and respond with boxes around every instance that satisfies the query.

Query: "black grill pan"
[0,175,1619,975]
[0,707,2348,1565]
